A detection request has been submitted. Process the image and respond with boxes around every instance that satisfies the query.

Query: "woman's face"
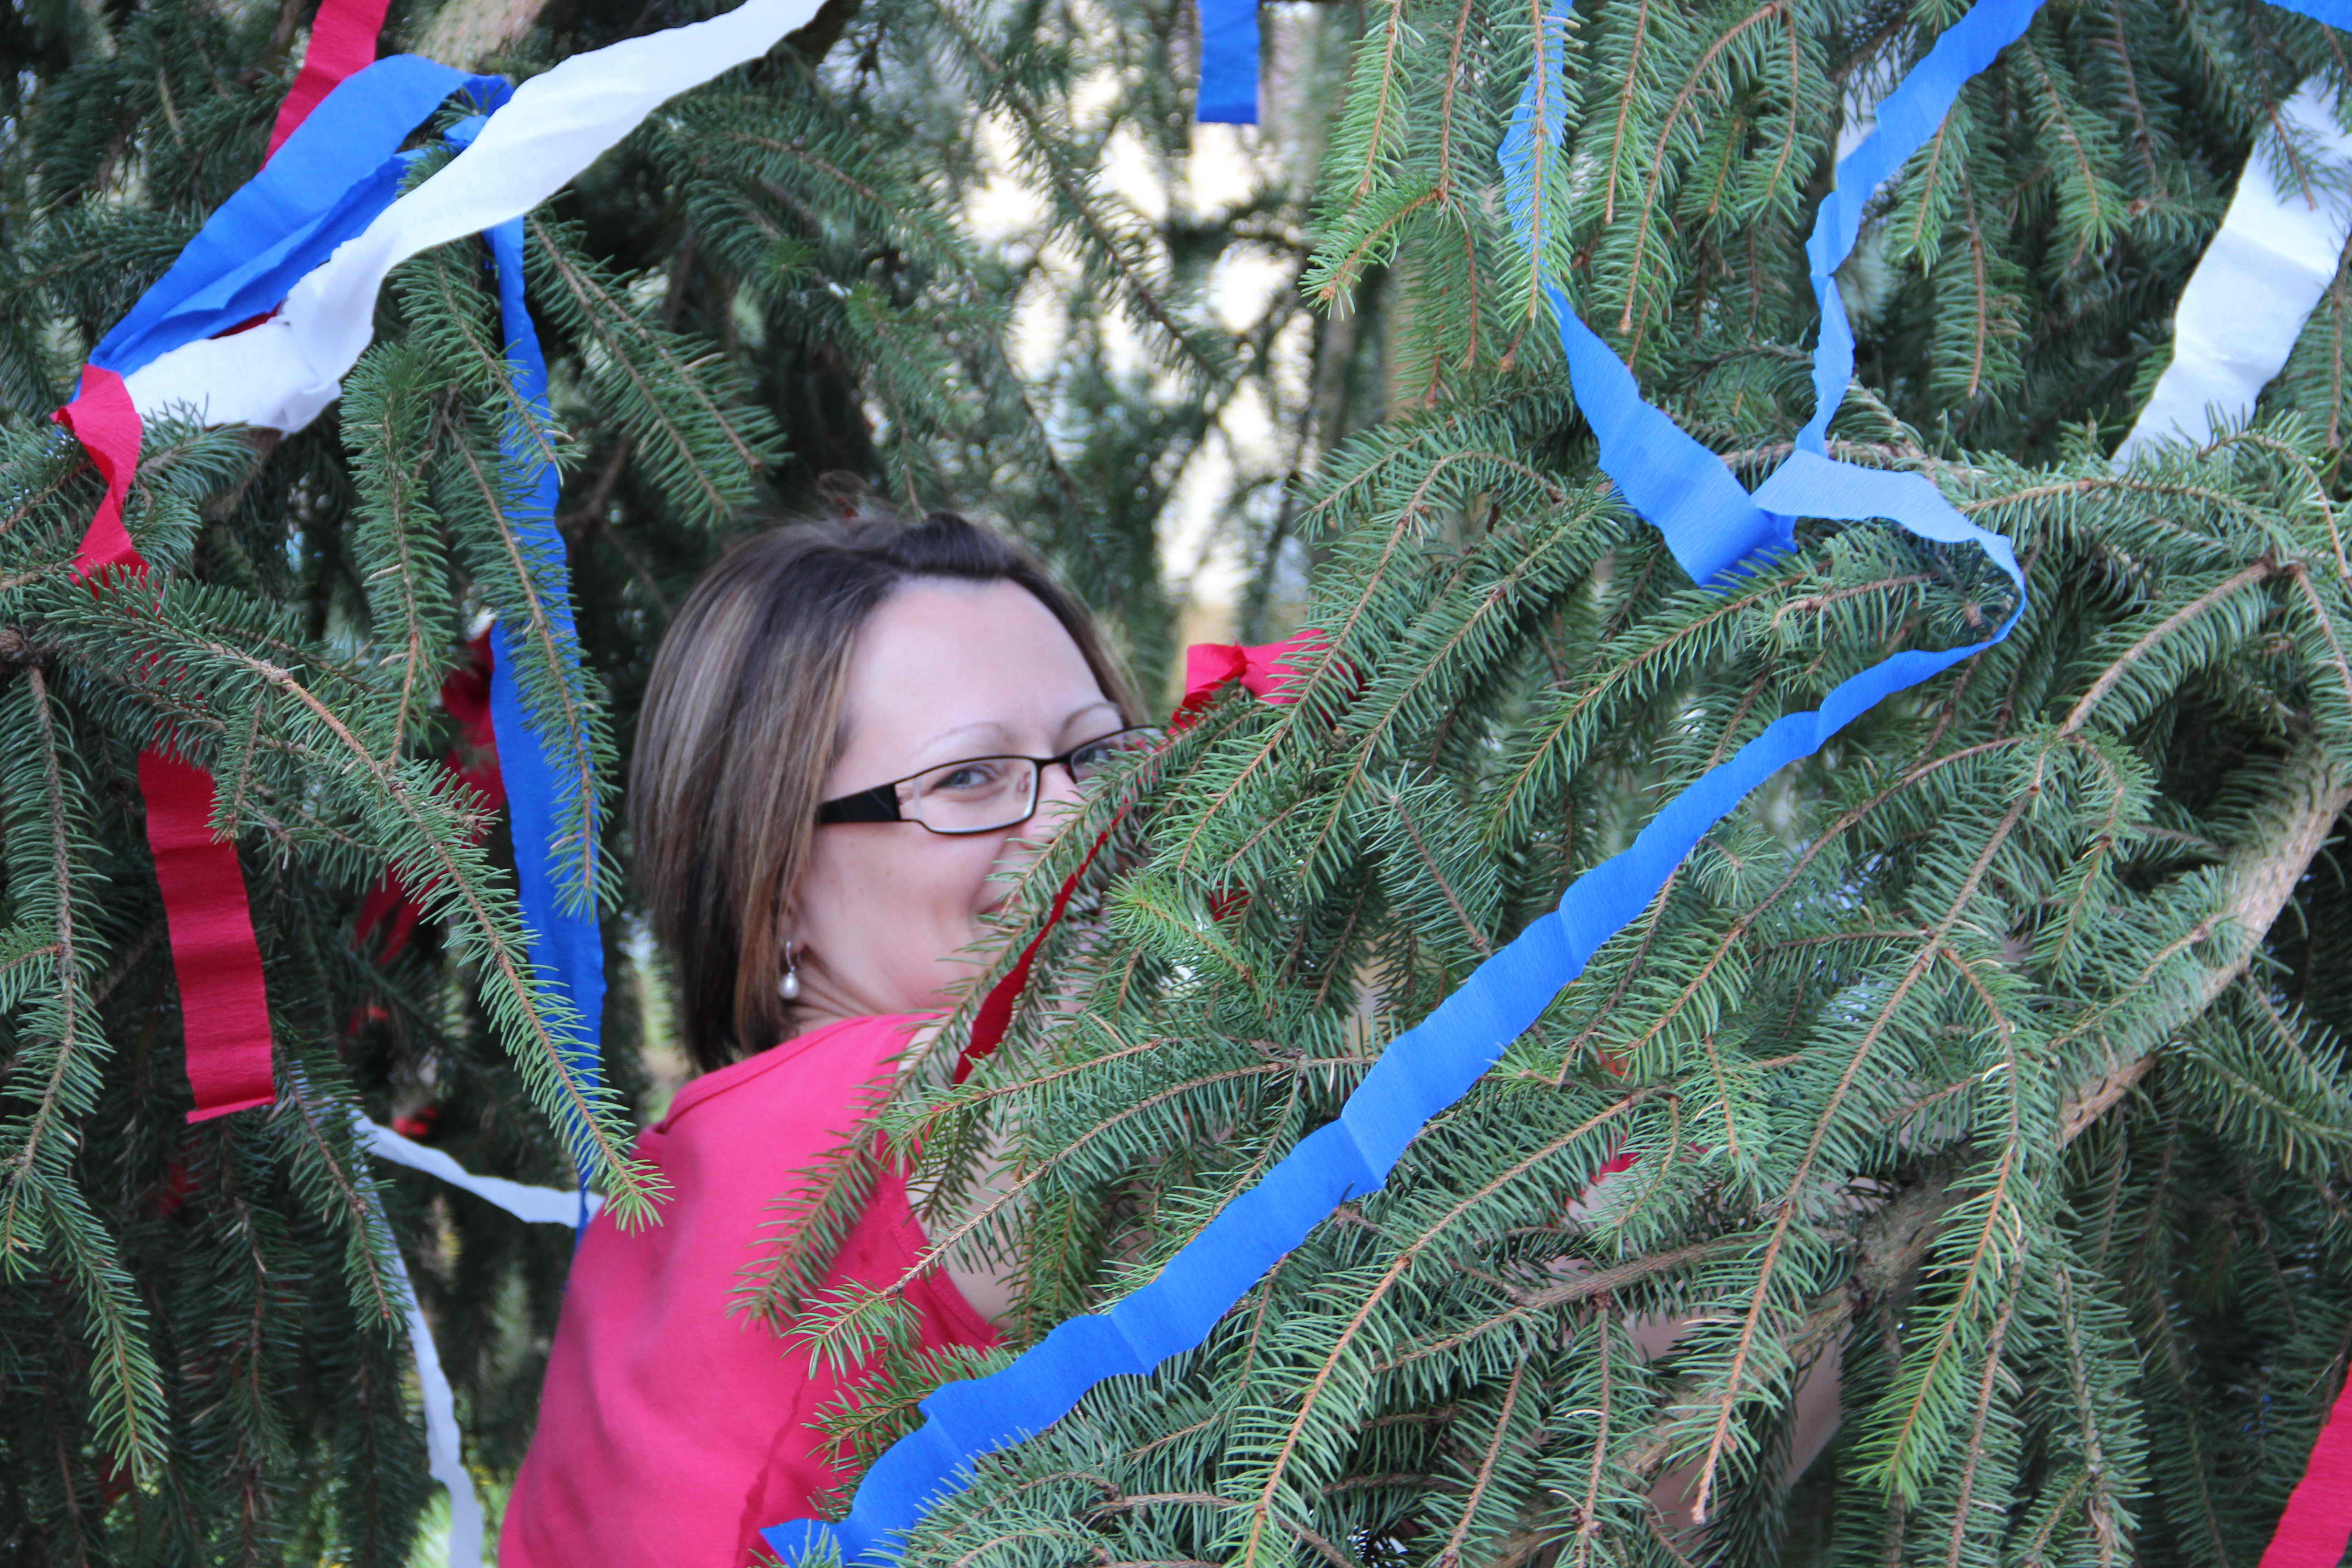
[784,577,1122,1033]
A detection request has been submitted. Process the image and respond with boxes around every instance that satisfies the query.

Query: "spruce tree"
[5,2,2352,1568]
[784,5,2352,1568]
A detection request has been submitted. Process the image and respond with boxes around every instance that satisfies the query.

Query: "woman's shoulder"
[653,1012,938,1135]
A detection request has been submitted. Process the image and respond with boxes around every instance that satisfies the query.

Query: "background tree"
[5,2,2352,1568]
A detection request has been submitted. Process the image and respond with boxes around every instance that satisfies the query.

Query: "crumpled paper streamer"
[122,0,827,432]
[361,1117,601,1227]
[359,1114,583,1568]
[2116,79,2352,462]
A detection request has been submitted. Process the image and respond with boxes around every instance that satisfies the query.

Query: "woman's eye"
[935,760,1007,793]
[1071,731,1143,774]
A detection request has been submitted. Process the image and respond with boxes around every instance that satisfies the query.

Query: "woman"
[500,510,1142,1568]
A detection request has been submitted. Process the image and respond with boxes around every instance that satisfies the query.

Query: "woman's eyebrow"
[917,701,1120,756]
[920,720,1013,752]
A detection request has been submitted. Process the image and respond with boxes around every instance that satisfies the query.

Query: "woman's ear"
[769,877,796,949]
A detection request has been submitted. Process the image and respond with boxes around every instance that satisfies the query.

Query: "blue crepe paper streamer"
[454,113,612,1209]
[2281,0,2352,26]
[1791,0,2040,461]
[485,232,610,1210]
[91,58,508,378]
[767,1,2050,1561]
[1197,0,1259,124]
[90,63,607,1216]
[427,115,607,1216]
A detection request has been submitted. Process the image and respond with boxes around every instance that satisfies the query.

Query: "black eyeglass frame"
[813,726,1160,836]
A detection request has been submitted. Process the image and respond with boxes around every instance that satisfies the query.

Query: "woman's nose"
[1031,760,1087,825]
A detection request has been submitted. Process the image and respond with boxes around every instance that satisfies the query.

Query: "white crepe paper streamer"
[382,1234,489,1568]
[357,1117,588,1564]
[2117,81,2352,462]
[360,1116,600,1226]
[1836,44,1903,164]
[123,0,828,432]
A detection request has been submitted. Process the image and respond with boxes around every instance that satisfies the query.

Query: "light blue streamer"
[767,4,2046,1561]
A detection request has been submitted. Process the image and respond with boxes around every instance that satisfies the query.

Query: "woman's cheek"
[901,840,992,972]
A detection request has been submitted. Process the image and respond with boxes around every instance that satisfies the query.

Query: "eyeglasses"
[814,726,1162,836]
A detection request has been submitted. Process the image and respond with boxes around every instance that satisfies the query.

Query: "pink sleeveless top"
[500,1014,1000,1568]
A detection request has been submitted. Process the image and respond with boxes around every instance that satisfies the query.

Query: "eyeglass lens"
[901,730,1155,834]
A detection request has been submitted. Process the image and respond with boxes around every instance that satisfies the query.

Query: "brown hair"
[629,510,1136,1072]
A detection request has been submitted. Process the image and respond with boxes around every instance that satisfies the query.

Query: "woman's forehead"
[836,579,1109,758]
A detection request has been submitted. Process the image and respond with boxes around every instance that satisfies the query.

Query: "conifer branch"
[1382,786,1491,955]
[1429,1353,1527,1567]
[1570,1303,1614,1568]
[1375,1238,1742,1373]
[2101,1,2166,198]
[1235,1094,1649,1567]
[1351,0,1411,202]
[21,1,2352,1549]
[278,1077,405,1333]
[1693,782,2037,1521]
[524,216,763,509]
[924,0,1220,383]
[343,353,446,761]
[2051,1266,2127,1566]
[1601,0,1656,225]
[1621,2,1786,335]
[218,652,654,1213]
[1434,0,1479,205]
[0,664,91,1262]
[441,426,606,905]
[2059,728,2352,1137]
[0,457,92,541]
[397,247,555,469]
[2059,559,2283,736]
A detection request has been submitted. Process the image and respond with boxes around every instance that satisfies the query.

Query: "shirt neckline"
[655,1012,934,1132]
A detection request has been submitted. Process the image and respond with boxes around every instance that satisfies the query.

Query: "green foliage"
[10,0,2352,1563]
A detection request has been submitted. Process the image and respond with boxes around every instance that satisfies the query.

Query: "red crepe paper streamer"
[267,0,393,156]
[140,750,278,1120]
[53,372,278,1123]
[2264,1364,2352,1568]
[953,632,1325,1082]
[50,0,393,1123]
[354,631,505,966]
[53,368,143,580]
[953,821,1122,1085]
[1172,629,1325,730]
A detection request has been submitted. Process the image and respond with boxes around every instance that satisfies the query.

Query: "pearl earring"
[777,941,801,1003]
